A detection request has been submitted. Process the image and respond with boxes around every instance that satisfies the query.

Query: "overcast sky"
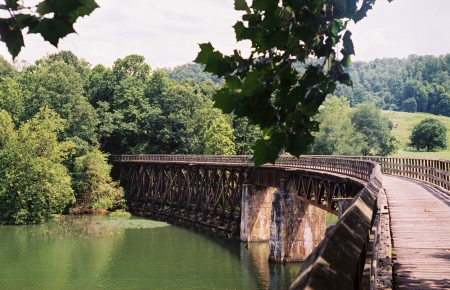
[1,0,449,68]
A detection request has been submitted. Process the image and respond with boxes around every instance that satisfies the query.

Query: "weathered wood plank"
[383,175,450,289]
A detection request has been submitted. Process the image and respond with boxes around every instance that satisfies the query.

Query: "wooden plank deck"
[382,175,450,289]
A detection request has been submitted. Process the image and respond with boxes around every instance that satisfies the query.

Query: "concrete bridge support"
[240,184,276,242]
[269,180,326,262]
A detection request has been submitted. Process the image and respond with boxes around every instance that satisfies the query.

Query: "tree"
[0,56,17,81]
[426,83,446,113]
[351,103,399,156]
[41,50,91,81]
[0,108,75,224]
[186,104,219,154]
[19,61,99,153]
[402,97,417,113]
[196,0,385,166]
[309,96,366,155]
[0,0,99,58]
[204,115,236,155]
[152,80,208,154]
[0,77,24,123]
[146,69,172,102]
[112,54,151,84]
[409,118,447,151]
[84,64,115,107]
[434,94,450,117]
[233,117,262,155]
[402,80,428,112]
[164,63,221,85]
[110,76,161,154]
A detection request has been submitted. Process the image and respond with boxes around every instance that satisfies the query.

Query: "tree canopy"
[308,97,398,156]
[409,118,447,152]
[308,96,365,156]
[351,103,399,156]
[204,115,236,155]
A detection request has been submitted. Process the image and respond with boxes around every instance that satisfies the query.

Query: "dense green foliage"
[72,150,125,211]
[204,115,236,155]
[308,97,398,156]
[19,59,99,154]
[0,108,74,224]
[83,55,258,156]
[351,103,399,156]
[163,63,221,85]
[0,51,262,224]
[195,0,386,166]
[309,97,365,155]
[233,117,262,155]
[409,118,447,151]
[334,55,450,116]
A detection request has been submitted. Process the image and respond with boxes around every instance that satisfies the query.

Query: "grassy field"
[381,110,450,159]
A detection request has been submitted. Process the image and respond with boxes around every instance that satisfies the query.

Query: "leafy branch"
[0,0,99,58]
[195,0,390,166]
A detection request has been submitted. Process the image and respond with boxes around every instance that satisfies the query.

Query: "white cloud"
[1,0,450,67]
[348,0,450,61]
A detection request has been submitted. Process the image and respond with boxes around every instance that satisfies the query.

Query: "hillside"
[381,110,450,159]
[333,54,450,118]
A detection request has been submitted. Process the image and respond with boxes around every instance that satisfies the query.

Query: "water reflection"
[0,216,301,289]
[0,216,126,290]
[241,242,302,290]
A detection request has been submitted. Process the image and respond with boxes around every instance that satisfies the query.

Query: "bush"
[72,149,126,211]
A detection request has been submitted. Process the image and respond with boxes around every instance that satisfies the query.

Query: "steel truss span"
[116,163,250,234]
[111,154,382,289]
[111,155,373,232]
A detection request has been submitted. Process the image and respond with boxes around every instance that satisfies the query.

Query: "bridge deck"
[383,175,450,289]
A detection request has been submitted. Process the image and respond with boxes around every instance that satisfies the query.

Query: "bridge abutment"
[240,184,276,242]
[269,180,326,262]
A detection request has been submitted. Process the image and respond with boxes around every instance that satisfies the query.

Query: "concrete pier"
[240,184,276,242]
[268,180,326,262]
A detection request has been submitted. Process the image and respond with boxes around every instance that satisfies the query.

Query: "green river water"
[0,215,301,290]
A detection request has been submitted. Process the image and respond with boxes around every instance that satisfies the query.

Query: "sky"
[1,0,450,68]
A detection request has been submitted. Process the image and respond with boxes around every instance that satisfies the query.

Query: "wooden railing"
[111,154,373,182]
[289,162,382,290]
[338,156,450,194]
[112,154,450,192]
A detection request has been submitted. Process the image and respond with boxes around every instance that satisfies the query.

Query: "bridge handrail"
[110,154,374,183]
[290,162,382,290]
[334,156,450,194]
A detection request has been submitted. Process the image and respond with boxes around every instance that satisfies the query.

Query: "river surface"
[0,215,302,290]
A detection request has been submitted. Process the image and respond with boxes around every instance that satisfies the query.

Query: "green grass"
[326,213,338,225]
[101,218,170,229]
[381,110,450,160]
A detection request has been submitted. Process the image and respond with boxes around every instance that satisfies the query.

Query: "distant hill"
[163,55,450,119]
[163,63,221,85]
[334,54,450,117]
[381,110,450,159]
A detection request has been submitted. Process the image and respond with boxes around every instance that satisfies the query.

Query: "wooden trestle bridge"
[111,155,450,290]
